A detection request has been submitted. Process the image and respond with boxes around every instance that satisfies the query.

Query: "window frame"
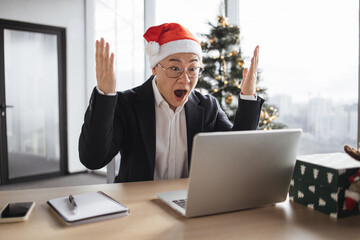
[0,19,68,184]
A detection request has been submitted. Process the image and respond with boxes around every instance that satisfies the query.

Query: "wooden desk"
[0,179,359,240]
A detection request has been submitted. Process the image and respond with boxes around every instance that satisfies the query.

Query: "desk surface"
[0,179,359,240]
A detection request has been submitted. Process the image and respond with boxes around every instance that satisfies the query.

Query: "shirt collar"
[152,76,164,107]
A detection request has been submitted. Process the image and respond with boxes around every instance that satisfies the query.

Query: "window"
[239,0,358,154]
[154,0,224,42]
[95,0,144,90]
[94,0,224,89]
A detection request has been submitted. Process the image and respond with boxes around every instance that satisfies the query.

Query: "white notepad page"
[48,191,129,223]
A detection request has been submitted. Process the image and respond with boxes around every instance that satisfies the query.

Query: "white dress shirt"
[151,77,188,179]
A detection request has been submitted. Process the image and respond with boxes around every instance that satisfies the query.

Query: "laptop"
[156,128,302,217]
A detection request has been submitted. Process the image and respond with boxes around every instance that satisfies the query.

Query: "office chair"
[106,153,120,183]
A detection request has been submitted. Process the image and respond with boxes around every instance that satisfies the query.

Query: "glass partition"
[4,29,60,179]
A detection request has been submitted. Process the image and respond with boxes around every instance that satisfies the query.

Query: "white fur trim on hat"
[147,39,202,68]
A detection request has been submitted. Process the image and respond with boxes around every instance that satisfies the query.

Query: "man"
[79,23,264,182]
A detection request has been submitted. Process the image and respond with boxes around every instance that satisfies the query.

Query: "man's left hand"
[241,45,259,96]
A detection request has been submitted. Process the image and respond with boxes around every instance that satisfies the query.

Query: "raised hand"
[96,38,116,95]
[241,45,259,96]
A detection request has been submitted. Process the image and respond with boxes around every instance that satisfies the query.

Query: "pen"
[68,195,79,213]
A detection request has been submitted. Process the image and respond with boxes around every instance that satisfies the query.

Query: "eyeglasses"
[157,63,204,78]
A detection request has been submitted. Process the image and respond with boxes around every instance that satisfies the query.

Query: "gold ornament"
[215,75,221,81]
[264,111,269,119]
[222,60,227,80]
[225,93,233,105]
[260,110,269,120]
[222,59,226,68]
[232,50,238,56]
[224,80,229,85]
[218,16,229,26]
[221,20,228,27]
[237,60,244,67]
[209,37,216,44]
[214,88,219,93]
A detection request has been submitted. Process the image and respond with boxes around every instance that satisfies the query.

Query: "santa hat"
[143,23,203,68]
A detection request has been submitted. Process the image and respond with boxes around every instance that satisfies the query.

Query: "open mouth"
[174,89,187,101]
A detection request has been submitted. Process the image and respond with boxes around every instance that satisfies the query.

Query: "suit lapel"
[134,77,156,174]
[185,92,204,166]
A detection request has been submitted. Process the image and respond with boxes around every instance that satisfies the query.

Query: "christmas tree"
[196,16,286,130]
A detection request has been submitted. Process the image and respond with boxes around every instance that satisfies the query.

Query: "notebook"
[47,191,129,225]
[156,128,302,217]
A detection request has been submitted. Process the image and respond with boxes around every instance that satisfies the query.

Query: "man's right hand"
[96,38,116,95]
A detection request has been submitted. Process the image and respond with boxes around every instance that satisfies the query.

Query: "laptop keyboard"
[172,199,187,209]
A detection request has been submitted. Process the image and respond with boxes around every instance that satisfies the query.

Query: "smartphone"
[0,202,35,223]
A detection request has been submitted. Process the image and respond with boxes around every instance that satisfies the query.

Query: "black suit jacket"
[79,76,264,182]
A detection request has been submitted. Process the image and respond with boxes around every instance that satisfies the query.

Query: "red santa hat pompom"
[143,23,203,68]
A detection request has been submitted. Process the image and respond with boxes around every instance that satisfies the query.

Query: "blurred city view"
[270,95,357,154]
[240,0,358,155]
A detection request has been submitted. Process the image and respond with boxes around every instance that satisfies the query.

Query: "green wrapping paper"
[289,153,360,218]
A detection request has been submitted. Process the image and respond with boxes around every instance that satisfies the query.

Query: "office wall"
[0,0,87,173]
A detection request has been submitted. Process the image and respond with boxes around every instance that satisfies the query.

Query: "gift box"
[289,152,360,218]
